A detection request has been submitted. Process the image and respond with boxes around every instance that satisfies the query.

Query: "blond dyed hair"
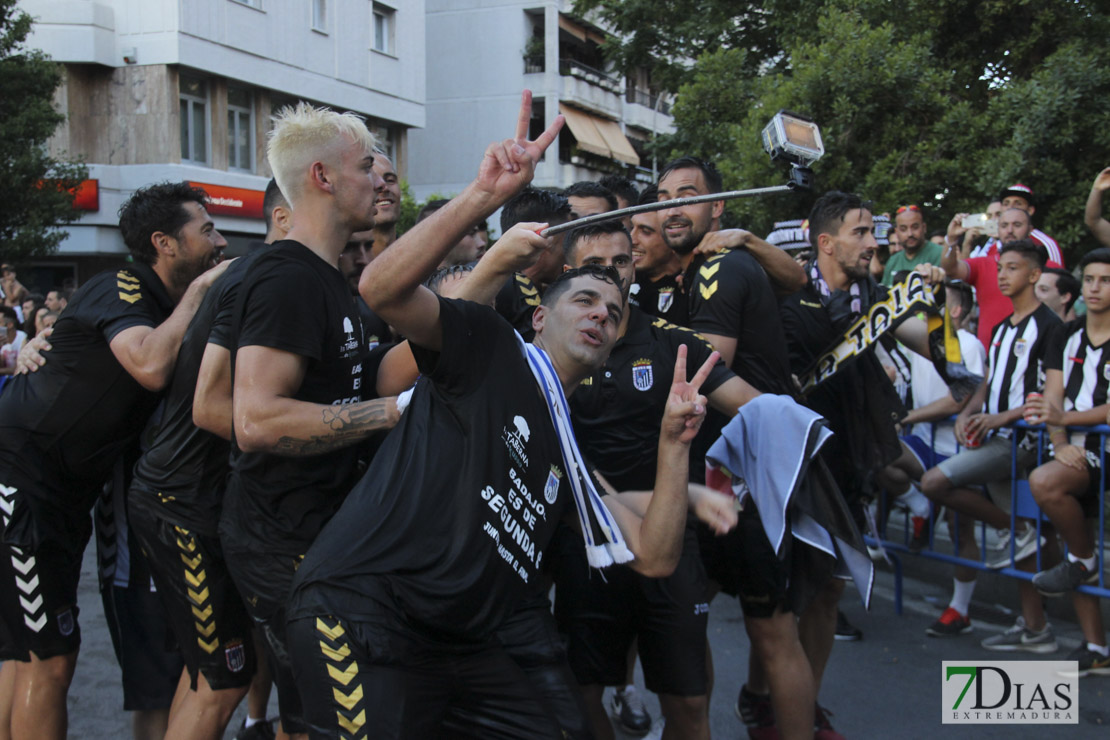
[267,102,378,207]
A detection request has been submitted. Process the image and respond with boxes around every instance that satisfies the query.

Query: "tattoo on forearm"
[269,399,397,456]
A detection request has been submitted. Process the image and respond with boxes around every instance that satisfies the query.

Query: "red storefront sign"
[188,181,265,219]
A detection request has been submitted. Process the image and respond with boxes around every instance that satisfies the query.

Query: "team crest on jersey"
[1014,338,1028,357]
[225,640,246,673]
[544,465,563,505]
[657,287,675,314]
[632,359,654,391]
[56,608,75,637]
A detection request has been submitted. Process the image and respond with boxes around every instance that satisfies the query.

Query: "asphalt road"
[51,543,1110,738]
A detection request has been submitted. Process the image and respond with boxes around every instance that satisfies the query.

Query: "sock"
[949,578,976,616]
[1067,551,1097,571]
[244,717,263,729]
[1087,642,1109,657]
[899,484,931,519]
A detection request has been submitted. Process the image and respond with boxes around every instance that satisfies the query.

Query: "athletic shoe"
[925,607,973,637]
[833,610,862,641]
[735,684,779,739]
[235,718,276,740]
[986,524,1043,569]
[813,704,846,740]
[1059,644,1110,678]
[1032,559,1099,597]
[980,616,1057,654]
[610,685,652,735]
[908,515,930,553]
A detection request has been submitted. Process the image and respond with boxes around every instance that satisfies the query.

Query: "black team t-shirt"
[220,240,366,557]
[0,262,174,524]
[630,271,689,328]
[129,252,265,535]
[495,272,542,342]
[290,298,574,643]
[571,307,732,491]
[685,248,794,396]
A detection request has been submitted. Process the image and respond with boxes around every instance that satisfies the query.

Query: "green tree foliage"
[0,0,87,262]
[578,0,1110,261]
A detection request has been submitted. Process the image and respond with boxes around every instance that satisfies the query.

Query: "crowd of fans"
[0,95,1108,740]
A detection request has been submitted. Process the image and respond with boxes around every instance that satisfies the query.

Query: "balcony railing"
[523,55,544,74]
[627,86,671,116]
[559,58,623,94]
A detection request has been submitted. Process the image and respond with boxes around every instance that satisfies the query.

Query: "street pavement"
[55,543,1110,738]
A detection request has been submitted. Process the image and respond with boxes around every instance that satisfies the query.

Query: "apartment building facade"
[408,0,674,202]
[19,0,424,289]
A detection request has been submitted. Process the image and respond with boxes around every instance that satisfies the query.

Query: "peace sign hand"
[662,345,717,445]
[474,90,565,205]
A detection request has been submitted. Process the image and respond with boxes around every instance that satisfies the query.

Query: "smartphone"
[962,213,998,237]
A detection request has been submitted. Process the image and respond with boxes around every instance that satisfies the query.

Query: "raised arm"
[360,91,563,351]
[110,261,231,391]
[603,345,715,577]
[694,229,806,295]
[193,342,233,440]
[1085,167,1110,247]
[941,214,971,282]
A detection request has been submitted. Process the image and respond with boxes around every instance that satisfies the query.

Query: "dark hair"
[46,287,70,302]
[424,264,474,294]
[25,292,43,305]
[999,238,1047,269]
[598,175,639,207]
[658,156,723,194]
[564,181,618,212]
[541,264,621,307]
[637,185,658,206]
[1079,247,1110,271]
[1042,267,1080,311]
[807,191,872,248]
[262,178,288,232]
[0,306,17,325]
[416,199,450,224]
[563,221,632,265]
[118,182,209,264]
[500,187,571,232]
[945,280,975,319]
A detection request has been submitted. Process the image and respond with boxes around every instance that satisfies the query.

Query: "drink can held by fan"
[1025,392,1044,424]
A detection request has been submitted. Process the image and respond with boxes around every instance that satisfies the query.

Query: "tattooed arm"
[233,344,400,456]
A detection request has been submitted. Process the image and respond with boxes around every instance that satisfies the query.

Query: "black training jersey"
[630,271,689,327]
[355,296,393,350]
[129,252,266,535]
[0,262,174,494]
[289,298,574,642]
[495,272,542,342]
[685,248,793,394]
[1046,318,1110,454]
[985,303,1060,418]
[571,307,732,491]
[220,240,366,557]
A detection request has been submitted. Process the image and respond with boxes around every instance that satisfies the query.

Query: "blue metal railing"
[867,419,1109,614]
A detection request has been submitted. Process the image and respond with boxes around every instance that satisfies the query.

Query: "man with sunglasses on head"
[881,205,943,285]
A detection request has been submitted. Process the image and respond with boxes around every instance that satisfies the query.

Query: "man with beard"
[881,205,942,285]
[655,157,819,739]
[0,182,230,740]
[217,104,402,740]
[555,220,759,740]
[779,191,938,737]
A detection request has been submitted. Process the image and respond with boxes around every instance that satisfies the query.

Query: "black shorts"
[130,502,255,691]
[288,598,563,740]
[221,538,305,734]
[554,527,709,697]
[698,504,790,619]
[101,582,186,711]
[0,478,89,661]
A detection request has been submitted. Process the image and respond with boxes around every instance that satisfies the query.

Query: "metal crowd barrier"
[866,419,1110,615]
